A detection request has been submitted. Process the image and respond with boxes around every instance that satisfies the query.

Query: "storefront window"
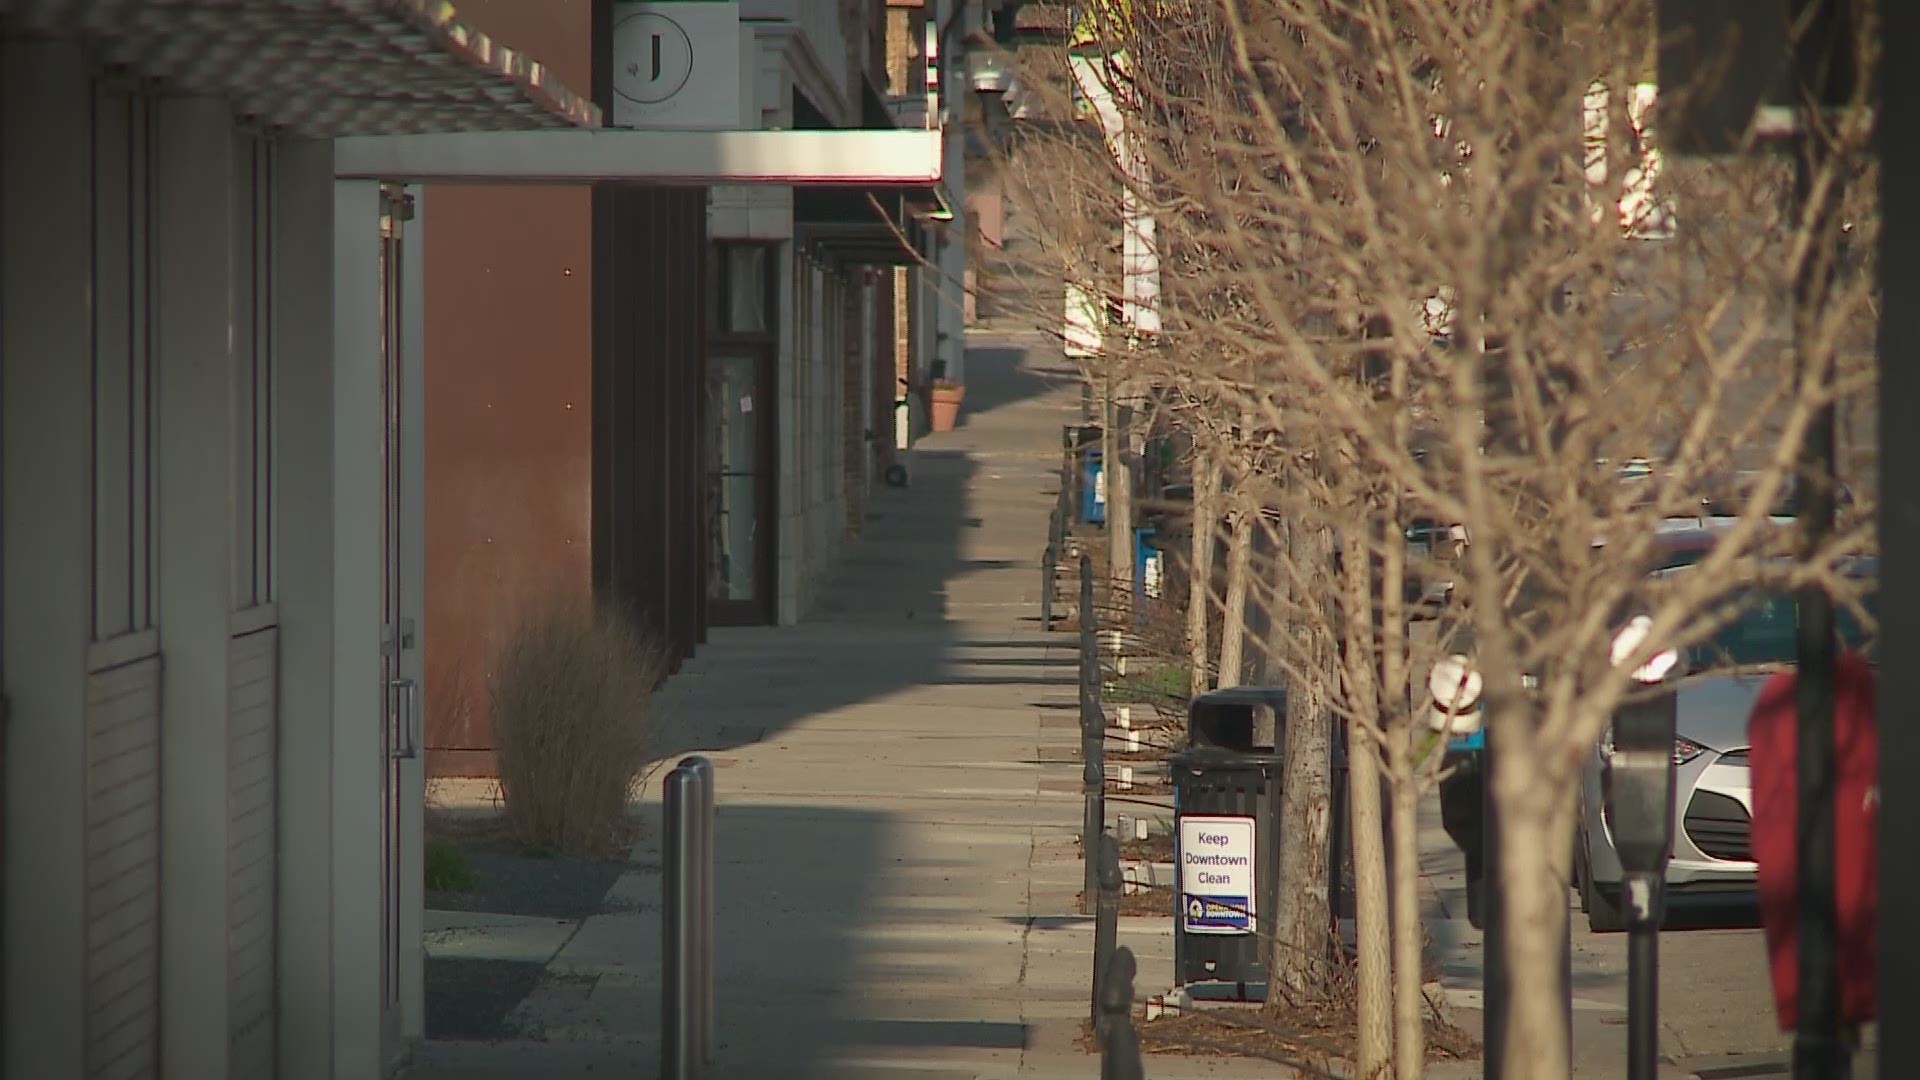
[719,245,770,334]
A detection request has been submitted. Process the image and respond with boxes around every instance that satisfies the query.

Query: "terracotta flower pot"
[929,384,965,432]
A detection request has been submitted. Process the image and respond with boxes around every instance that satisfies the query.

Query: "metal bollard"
[662,766,701,1080]
[1092,832,1122,1034]
[663,759,717,1079]
[1083,760,1105,915]
[678,755,717,1066]
[1041,539,1057,630]
[1098,947,1146,1080]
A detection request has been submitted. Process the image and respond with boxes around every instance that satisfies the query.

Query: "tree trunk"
[1186,453,1220,696]
[1341,529,1392,1078]
[1215,494,1254,689]
[1106,399,1135,626]
[1387,736,1426,1080]
[1379,515,1426,1080]
[1491,703,1578,1076]
[1267,520,1335,1011]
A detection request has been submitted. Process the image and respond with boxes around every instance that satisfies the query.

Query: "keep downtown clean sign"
[1179,815,1255,934]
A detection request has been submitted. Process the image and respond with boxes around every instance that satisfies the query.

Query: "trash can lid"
[1189,686,1288,710]
[1168,746,1286,769]
[1187,686,1287,749]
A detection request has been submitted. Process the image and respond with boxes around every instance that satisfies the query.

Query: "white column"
[859,281,875,494]
[1,38,93,1080]
[330,177,386,1080]
[398,187,429,1045]
[1070,53,1161,337]
[778,244,801,625]
[940,120,968,381]
[273,138,340,1080]
[153,95,240,1078]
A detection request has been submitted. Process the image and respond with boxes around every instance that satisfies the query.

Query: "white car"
[1573,560,1877,931]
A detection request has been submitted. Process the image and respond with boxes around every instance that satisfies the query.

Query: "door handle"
[391,677,420,761]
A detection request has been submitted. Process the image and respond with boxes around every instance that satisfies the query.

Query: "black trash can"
[1171,687,1289,1002]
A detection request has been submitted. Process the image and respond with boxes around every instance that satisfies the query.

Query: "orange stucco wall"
[423,0,595,775]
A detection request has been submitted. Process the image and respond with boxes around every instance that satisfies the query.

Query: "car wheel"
[1580,842,1626,933]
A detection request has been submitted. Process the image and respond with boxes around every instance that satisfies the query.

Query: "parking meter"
[1606,615,1679,1080]
[1607,689,1679,883]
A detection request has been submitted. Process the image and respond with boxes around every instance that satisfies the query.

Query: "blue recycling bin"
[1133,525,1162,605]
[1080,449,1106,524]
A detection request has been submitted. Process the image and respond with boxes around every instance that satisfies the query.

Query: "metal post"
[1625,873,1662,1080]
[1081,554,1105,912]
[1108,403,1135,627]
[1099,947,1145,1080]
[662,765,701,1080]
[1877,2,1919,1074]
[1790,3,1844,1074]
[678,756,717,1065]
[1080,553,1098,679]
[1093,832,1122,1033]
[1084,760,1105,915]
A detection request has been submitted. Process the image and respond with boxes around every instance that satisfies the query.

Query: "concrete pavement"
[411,332,1841,1079]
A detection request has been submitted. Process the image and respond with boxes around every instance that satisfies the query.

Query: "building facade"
[0,3,599,1076]
[422,0,957,774]
[4,2,979,1075]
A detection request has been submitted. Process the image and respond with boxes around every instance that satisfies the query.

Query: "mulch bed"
[1120,832,1175,863]
[1080,1000,1480,1071]
[1105,742,1180,762]
[1077,885,1177,917]
[1106,776,1174,796]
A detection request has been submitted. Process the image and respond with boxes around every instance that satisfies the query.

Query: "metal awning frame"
[0,0,601,136]
[333,128,948,189]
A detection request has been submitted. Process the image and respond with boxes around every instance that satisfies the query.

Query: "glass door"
[706,351,773,622]
[707,245,779,624]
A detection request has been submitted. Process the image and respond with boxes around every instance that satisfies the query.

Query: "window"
[715,244,773,335]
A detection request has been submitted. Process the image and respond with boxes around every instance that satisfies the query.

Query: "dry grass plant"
[490,592,670,858]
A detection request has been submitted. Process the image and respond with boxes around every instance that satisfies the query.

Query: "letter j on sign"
[1178,815,1256,934]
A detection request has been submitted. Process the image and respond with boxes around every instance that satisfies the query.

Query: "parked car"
[1430,520,1768,929]
[1574,558,1877,931]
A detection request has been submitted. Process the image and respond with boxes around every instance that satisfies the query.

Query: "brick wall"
[893,265,911,447]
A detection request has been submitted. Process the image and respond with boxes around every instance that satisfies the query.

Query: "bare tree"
[987,0,1878,1074]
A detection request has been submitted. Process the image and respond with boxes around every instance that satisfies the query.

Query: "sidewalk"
[409,333,1842,1080]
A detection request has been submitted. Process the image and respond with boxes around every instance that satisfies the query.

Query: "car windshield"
[1686,587,1877,669]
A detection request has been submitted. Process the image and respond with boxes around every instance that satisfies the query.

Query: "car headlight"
[1610,615,1679,684]
[1428,654,1483,717]
[1599,729,1707,767]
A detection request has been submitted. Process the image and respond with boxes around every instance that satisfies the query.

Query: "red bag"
[1745,650,1877,1031]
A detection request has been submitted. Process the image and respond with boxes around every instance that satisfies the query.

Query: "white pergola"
[0,0,602,134]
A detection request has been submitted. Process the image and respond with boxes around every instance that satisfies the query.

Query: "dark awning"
[0,0,599,135]
[793,186,941,267]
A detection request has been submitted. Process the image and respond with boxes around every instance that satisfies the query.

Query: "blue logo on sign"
[1183,893,1250,930]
